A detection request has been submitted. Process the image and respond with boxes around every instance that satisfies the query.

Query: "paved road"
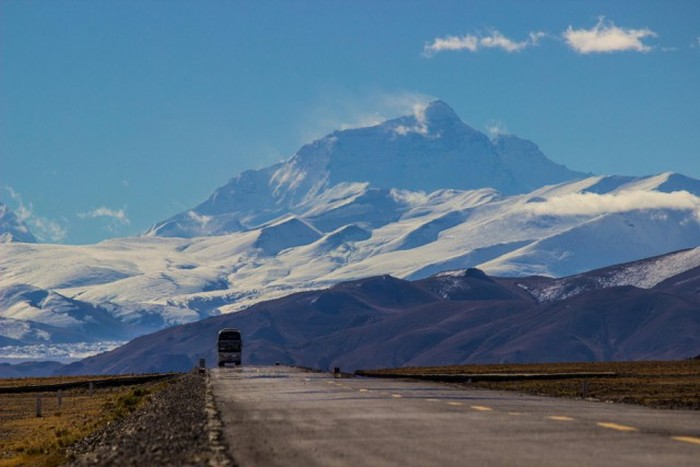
[210,366,699,466]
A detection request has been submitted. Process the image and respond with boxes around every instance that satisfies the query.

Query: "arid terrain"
[0,374,176,466]
[358,360,700,410]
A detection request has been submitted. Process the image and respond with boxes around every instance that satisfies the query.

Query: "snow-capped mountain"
[148,100,587,238]
[1,101,699,360]
[0,202,36,243]
[2,172,699,354]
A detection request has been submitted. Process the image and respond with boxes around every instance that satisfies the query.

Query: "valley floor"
[359,360,700,410]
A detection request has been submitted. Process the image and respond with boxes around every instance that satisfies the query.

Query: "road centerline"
[597,422,639,432]
[470,405,493,411]
[672,436,700,446]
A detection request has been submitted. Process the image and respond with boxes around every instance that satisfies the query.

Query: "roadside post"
[581,380,589,398]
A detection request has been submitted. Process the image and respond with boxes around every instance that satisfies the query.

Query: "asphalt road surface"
[210,366,699,466]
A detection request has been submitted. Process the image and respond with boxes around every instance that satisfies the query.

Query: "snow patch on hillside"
[519,247,700,303]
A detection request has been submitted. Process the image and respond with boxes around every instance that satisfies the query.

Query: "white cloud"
[523,190,700,219]
[31,217,69,242]
[186,210,211,228]
[423,30,545,57]
[563,17,657,54]
[78,207,130,225]
[2,186,67,242]
[481,31,546,52]
[423,35,479,55]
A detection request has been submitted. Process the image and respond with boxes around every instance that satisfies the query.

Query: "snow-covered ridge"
[517,247,700,303]
[2,171,700,355]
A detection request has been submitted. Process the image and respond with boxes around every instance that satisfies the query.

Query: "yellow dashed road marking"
[470,405,493,411]
[549,416,575,421]
[447,402,464,406]
[391,394,403,398]
[508,412,525,416]
[426,398,440,402]
[359,388,368,392]
[597,422,638,432]
[672,436,700,445]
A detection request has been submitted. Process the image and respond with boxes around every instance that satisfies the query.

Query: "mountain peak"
[420,100,461,124]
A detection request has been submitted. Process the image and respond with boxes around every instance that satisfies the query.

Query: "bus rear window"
[219,341,241,352]
[219,331,241,341]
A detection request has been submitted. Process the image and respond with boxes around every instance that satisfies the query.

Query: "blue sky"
[1,0,699,244]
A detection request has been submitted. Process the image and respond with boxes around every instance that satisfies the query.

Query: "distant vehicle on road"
[217,328,242,367]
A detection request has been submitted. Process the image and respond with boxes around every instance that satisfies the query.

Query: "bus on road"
[217,328,242,367]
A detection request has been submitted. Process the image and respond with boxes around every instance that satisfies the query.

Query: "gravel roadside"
[65,371,234,466]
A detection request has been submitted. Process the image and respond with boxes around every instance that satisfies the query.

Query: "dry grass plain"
[360,360,700,410]
[0,376,172,467]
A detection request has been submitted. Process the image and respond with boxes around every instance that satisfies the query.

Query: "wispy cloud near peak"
[563,17,657,54]
[78,207,130,225]
[2,186,67,242]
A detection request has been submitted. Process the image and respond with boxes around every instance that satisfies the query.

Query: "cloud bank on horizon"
[424,17,661,56]
[523,190,700,220]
